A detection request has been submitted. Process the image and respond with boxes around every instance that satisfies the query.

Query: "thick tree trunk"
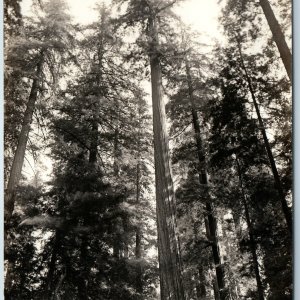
[259,0,292,81]
[235,157,264,300]
[185,59,228,300]
[5,57,43,234]
[148,16,185,300]
[236,41,292,234]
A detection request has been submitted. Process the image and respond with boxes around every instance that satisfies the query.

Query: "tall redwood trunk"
[235,157,264,300]
[259,0,292,81]
[185,58,228,300]
[148,15,185,300]
[236,40,292,234]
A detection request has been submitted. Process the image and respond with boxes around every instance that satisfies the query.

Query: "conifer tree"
[5,0,74,239]
[114,1,186,298]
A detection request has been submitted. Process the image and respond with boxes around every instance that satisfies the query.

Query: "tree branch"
[157,0,177,14]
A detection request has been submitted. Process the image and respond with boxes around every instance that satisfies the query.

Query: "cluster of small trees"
[4,0,292,299]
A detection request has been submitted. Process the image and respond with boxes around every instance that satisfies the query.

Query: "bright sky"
[22,0,224,45]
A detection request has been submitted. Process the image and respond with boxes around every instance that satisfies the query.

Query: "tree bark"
[185,58,228,300]
[259,0,292,81]
[148,15,185,300]
[235,157,264,300]
[236,40,292,234]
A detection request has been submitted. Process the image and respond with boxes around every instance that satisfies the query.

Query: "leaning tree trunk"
[185,58,228,300]
[235,157,265,300]
[236,40,292,234]
[148,15,185,300]
[4,56,43,234]
[259,0,292,81]
[4,54,44,298]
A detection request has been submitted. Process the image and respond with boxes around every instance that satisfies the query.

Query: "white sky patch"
[21,0,224,43]
[174,0,223,42]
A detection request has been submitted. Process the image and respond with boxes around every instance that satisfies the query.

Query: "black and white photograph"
[4,0,292,299]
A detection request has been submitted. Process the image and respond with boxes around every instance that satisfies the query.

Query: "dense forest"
[4,0,292,299]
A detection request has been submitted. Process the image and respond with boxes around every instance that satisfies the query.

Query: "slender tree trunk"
[148,15,185,300]
[185,58,228,300]
[44,232,61,300]
[135,227,143,293]
[191,214,207,299]
[123,216,129,258]
[236,40,292,234]
[53,270,66,300]
[135,158,143,294]
[80,114,99,297]
[196,265,206,299]
[235,157,265,300]
[112,110,124,258]
[76,112,99,299]
[5,56,43,234]
[220,221,241,300]
[89,121,98,165]
[113,124,120,177]
[78,231,88,300]
[4,54,44,298]
[259,0,292,81]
